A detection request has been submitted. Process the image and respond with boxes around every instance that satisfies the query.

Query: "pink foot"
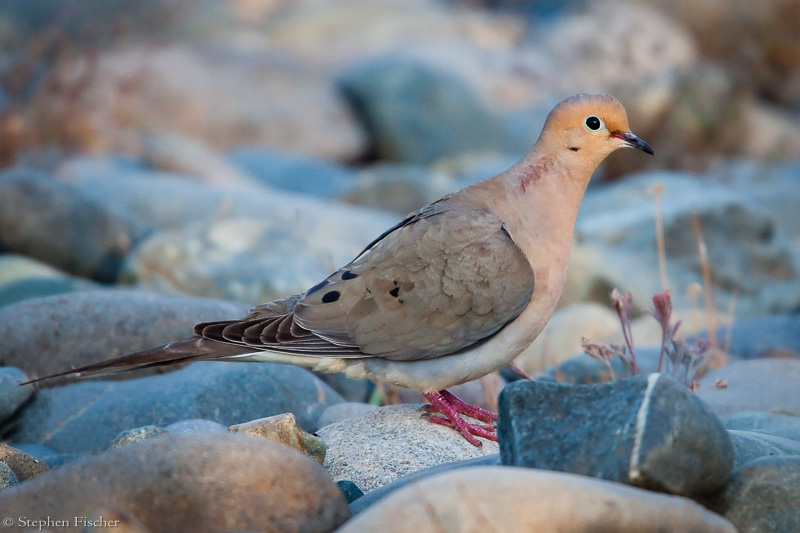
[423,390,498,446]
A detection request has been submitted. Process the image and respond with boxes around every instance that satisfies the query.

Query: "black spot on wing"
[568,146,580,152]
[389,287,400,298]
[341,271,358,280]
[321,290,341,303]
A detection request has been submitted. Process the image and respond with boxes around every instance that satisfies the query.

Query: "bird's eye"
[585,115,603,131]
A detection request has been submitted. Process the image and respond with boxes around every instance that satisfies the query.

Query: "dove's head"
[537,93,653,167]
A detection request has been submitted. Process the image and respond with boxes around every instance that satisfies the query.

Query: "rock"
[111,426,168,450]
[339,55,516,164]
[0,463,17,491]
[10,361,344,454]
[337,480,365,505]
[125,204,398,305]
[342,163,455,215]
[728,430,800,468]
[0,443,48,481]
[568,171,800,318]
[349,455,500,515]
[163,419,227,434]
[0,367,32,424]
[0,290,249,386]
[29,43,368,161]
[705,456,800,533]
[338,466,735,533]
[498,374,734,497]
[514,302,621,375]
[229,413,326,465]
[313,372,376,403]
[0,253,68,285]
[9,443,86,470]
[228,147,358,198]
[533,345,664,385]
[723,411,800,442]
[318,403,378,428]
[0,433,351,533]
[0,276,99,308]
[697,359,800,417]
[0,169,151,282]
[317,404,499,492]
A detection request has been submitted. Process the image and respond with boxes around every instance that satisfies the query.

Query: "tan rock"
[336,466,735,532]
[0,434,349,533]
[0,443,48,481]
[229,412,326,464]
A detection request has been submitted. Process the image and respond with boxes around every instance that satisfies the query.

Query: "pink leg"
[423,390,498,447]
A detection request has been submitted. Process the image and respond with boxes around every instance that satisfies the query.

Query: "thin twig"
[690,213,718,353]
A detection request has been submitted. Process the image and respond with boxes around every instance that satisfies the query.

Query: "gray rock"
[0,463,18,491]
[0,276,99,308]
[0,443,49,481]
[723,411,800,441]
[0,253,70,285]
[0,367,32,424]
[337,480,365,505]
[8,443,86,470]
[318,402,378,428]
[0,169,151,282]
[705,456,800,533]
[110,426,168,449]
[713,314,800,359]
[35,43,368,161]
[343,164,456,214]
[339,55,517,164]
[498,374,734,497]
[0,289,249,386]
[228,148,357,198]
[568,171,800,317]
[697,359,800,417]
[0,433,351,533]
[339,466,736,533]
[349,454,500,515]
[164,419,227,434]
[10,361,344,454]
[729,430,800,468]
[317,404,499,493]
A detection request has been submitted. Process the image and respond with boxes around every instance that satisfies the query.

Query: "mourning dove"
[32,94,653,446]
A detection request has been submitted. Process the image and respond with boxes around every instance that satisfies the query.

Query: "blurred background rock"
[0,0,798,377]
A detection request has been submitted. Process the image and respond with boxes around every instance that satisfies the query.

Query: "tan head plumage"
[534,93,653,167]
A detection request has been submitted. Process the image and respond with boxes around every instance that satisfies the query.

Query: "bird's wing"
[197,203,535,361]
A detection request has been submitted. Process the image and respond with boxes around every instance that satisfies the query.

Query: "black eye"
[585,115,602,131]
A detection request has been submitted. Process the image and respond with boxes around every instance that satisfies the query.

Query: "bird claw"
[423,390,498,446]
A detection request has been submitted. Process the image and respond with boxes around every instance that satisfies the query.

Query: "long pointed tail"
[23,336,251,385]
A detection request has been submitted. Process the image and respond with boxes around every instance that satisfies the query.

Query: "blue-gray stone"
[729,430,800,468]
[704,456,800,533]
[498,374,733,497]
[228,148,357,198]
[0,289,249,386]
[0,169,152,282]
[337,480,365,505]
[0,463,18,491]
[9,361,344,455]
[163,419,227,434]
[0,367,32,424]
[0,277,99,308]
[723,411,800,442]
[339,56,518,164]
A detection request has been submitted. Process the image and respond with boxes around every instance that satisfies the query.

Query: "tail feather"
[23,336,251,385]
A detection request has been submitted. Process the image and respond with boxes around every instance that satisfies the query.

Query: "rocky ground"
[0,0,799,531]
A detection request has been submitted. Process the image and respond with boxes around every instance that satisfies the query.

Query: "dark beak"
[612,132,654,156]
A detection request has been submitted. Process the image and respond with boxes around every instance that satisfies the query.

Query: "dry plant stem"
[652,184,669,291]
[690,213,720,358]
